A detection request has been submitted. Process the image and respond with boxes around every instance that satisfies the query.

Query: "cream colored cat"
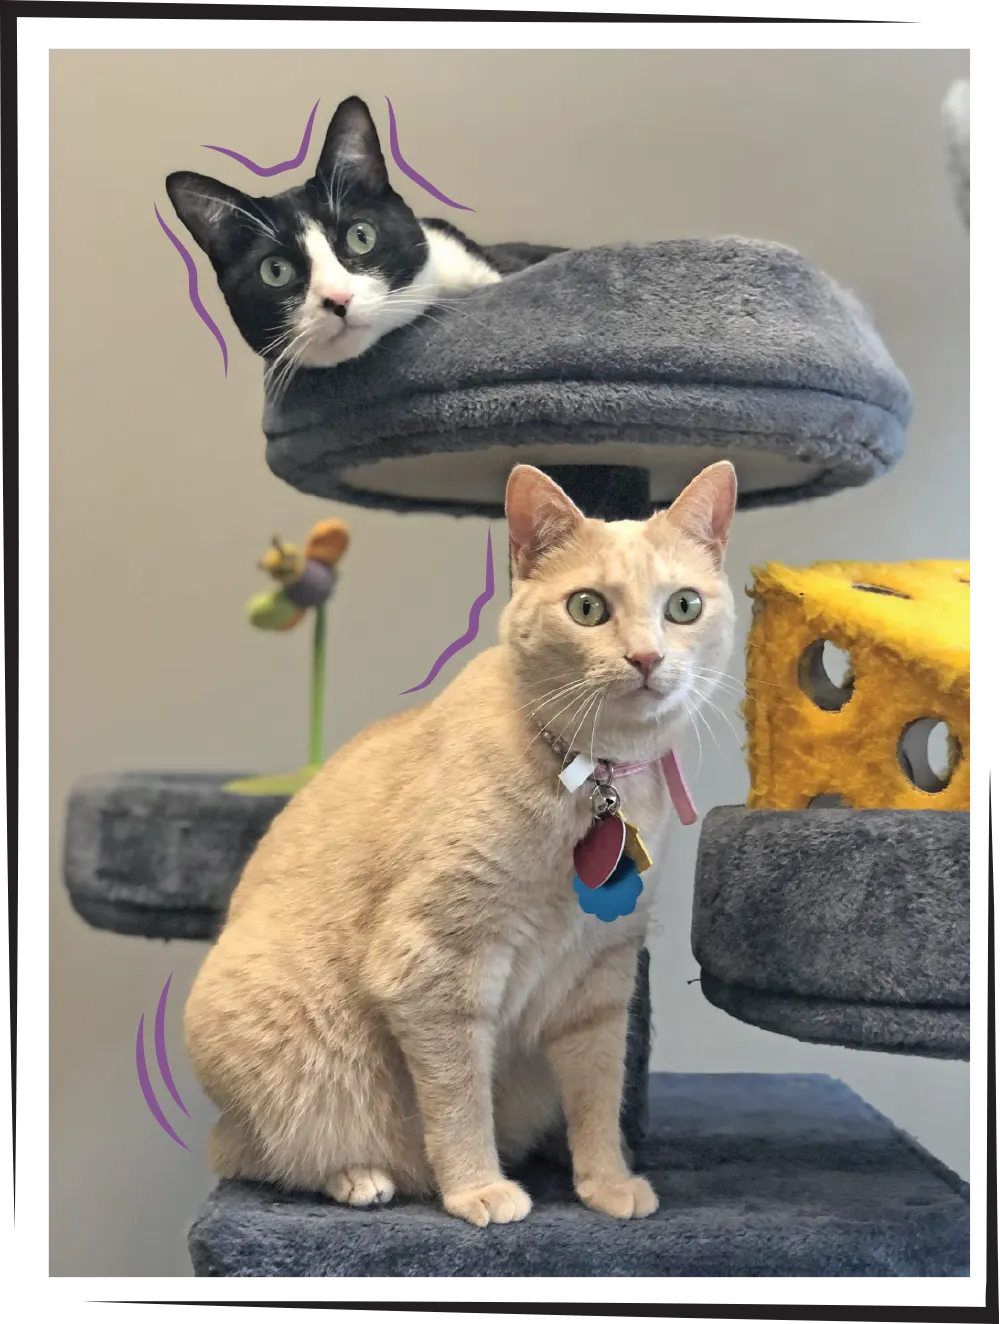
[184,459,737,1227]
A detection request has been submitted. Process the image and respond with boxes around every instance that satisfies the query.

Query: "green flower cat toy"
[224,518,350,797]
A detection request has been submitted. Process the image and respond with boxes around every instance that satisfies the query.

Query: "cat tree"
[64,109,970,1276]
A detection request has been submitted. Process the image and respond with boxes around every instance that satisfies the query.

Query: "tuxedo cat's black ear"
[314,96,390,194]
[165,171,260,256]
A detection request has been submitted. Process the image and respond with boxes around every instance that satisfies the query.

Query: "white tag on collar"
[559,752,597,792]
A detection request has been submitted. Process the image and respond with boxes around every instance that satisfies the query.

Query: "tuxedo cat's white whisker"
[331,160,351,214]
[322,166,340,215]
[264,337,297,388]
[402,301,498,338]
[260,325,296,357]
[186,191,278,242]
[266,326,313,401]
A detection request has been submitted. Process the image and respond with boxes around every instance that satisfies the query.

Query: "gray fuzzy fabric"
[61,772,650,1148]
[692,807,970,1059]
[187,1072,969,1277]
[63,773,288,940]
[263,238,912,518]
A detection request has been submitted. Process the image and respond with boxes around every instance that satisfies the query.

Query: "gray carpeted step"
[692,806,970,1058]
[187,1072,969,1277]
[263,238,912,517]
[63,772,288,940]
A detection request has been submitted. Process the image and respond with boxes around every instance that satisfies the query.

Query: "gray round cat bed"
[692,807,970,1060]
[263,238,912,517]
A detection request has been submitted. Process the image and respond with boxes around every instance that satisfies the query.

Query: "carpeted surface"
[187,1072,969,1277]
[262,238,912,517]
[63,772,288,941]
[692,807,970,1058]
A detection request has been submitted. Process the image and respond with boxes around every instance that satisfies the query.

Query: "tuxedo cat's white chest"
[421,224,502,294]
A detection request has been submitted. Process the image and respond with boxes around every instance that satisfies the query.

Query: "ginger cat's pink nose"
[626,652,663,679]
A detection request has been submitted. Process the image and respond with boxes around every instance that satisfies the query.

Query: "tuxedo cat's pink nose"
[626,651,663,680]
[321,292,353,319]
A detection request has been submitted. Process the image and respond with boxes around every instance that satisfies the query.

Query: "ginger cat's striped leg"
[388,1003,531,1228]
[543,938,659,1220]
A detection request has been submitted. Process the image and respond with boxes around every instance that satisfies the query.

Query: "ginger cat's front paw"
[577,1174,658,1219]
[327,1166,396,1207]
[443,1179,532,1227]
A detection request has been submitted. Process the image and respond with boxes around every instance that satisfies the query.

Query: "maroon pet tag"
[573,814,627,890]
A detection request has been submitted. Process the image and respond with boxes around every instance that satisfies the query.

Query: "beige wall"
[50,48,970,1276]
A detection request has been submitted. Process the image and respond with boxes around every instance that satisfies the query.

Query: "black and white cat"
[166,96,562,385]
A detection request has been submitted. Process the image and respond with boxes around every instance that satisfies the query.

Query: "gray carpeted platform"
[692,806,970,1059]
[263,238,912,517]
[187,1072,969,1277]
[63,772,288,940]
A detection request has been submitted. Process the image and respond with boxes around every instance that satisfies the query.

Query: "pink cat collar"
[595,750,698,826]
[536,723,699,827]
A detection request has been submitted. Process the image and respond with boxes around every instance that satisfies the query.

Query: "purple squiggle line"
[154,975,191,1118]
[401,529,495,696]
[154,205,229,376]
[385,96,475,213]
[136,1014,190,1151]
[202,100,321,177]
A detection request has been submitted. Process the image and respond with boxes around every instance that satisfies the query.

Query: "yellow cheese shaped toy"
[743,560,969,811]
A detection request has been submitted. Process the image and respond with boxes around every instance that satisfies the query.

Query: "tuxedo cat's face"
[166,97,434,384]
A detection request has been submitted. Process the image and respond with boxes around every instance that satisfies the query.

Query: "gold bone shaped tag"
[621,817,653,874]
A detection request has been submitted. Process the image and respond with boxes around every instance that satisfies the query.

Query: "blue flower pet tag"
[573,855,643,923]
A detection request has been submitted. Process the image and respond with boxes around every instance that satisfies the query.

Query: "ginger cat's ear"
[649,461,737,568]
[505,465,584,579]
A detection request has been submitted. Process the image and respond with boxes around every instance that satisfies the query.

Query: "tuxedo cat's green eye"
[666,589,703,624]
[346,221,377,255]
[566,590,610,627]
[259,256,295,288]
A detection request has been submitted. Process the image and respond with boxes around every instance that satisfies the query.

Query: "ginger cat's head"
[500,462,738,764]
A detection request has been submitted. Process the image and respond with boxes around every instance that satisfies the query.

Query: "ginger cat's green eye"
[666,589,703,624]
[566,590,610,627]
[259,256,295,288]
[346,221,377,255]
